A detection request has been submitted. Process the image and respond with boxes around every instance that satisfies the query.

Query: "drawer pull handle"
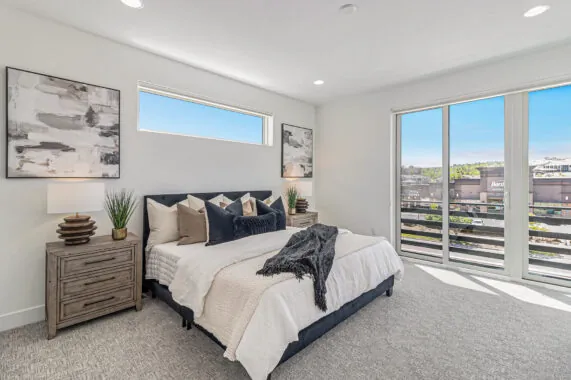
[84,276,116,286]
[84,296,115,307]
[84,257,115,265]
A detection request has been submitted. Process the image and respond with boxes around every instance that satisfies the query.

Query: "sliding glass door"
[448,97,505,269]
[526,85,571,283]
[399,109,443,259]
[396,82,571,287]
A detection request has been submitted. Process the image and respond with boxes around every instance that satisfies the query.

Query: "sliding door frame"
[442,106,450,265]
[394,110,443,264]
[392,80,571,287]
[394,95,513,277]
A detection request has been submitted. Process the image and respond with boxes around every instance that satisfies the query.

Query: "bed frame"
[143,191,395,379]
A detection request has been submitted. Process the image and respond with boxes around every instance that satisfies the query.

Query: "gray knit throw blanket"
[256,224,338,311]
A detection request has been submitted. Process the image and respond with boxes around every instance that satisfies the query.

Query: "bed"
[143,191,403,380]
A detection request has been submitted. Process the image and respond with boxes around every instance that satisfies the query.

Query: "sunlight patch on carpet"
[416,265,497,295]
[473,276,571,313]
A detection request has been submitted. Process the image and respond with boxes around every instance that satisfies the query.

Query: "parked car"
[471,219,484,226]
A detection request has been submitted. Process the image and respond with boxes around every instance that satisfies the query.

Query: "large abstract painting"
[281,123,313,178]
[6,67,120,178]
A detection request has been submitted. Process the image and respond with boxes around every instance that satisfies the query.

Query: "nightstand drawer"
[60,247,134,278]
[60,267,134,300]
[296,218,315,228]
[59,286,134,322]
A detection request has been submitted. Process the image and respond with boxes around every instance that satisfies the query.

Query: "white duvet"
[169,228,404,380]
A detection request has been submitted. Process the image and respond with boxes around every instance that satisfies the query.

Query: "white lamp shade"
[296,181,313,197]
[47,183,105,214]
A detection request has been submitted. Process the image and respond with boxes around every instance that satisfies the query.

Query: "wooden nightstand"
[286,211,318,228]
[45,233,142,339]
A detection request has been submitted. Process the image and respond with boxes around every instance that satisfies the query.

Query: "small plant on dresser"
[104,189,137,240]
[286,185,299,215]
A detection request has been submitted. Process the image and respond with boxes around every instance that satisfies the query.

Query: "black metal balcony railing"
[400,200,571,271]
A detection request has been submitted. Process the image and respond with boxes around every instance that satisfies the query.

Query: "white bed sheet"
[147,233,403,380]
[233,238,402,379]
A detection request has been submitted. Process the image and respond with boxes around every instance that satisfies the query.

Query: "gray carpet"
[2,261,571,380]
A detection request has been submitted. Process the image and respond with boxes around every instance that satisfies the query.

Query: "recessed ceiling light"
[121,0,144,9]
[313,80,325,86]
[339,4,358,15]
[524,5,550,17]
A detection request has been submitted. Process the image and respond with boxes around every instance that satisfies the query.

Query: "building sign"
[487,179,505,198]
[489,180,504,190]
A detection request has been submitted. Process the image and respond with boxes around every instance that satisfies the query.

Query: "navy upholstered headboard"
[142,190,272,286]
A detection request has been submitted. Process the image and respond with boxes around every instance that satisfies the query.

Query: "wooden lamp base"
[56,214,97,245]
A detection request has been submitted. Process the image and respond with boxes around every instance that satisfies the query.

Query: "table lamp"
[47,183,105,245]
[295,181,313,213]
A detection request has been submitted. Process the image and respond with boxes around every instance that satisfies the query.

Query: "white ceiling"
[3,0,571,104]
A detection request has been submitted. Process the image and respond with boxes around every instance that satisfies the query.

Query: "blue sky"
[139,91,263,144]
[401,85,571,167]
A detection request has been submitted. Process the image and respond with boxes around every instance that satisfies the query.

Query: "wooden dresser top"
[46,233,140,255]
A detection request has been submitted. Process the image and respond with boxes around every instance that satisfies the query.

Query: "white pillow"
[147,198,186,248]
[188,194,224,211]
[222,195,234,205]
[240,193,251,203]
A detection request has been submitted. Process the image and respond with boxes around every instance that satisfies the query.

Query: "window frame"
[137,82,273,146]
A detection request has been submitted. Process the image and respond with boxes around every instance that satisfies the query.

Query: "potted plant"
[104,189,137,240]
[286,185,298,215]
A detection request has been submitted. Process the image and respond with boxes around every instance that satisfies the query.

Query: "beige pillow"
[244,199,256,216]
[220,193,256,215]
[249,194,273,215]
[147,199,185,248]
[188,194,224,211]
[177,203,206,245]
[240,193,255,216]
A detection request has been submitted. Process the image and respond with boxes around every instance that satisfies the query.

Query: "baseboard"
[0,305,45,333]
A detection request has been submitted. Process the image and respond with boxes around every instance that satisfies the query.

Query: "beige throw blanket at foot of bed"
[194,232,386,361]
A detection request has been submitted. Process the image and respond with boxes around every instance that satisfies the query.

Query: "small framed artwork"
[281,123,313,178]
[6,67,120,178]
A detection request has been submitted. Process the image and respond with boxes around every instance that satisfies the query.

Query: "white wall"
[316,42,571,238]
[0,7,316,331]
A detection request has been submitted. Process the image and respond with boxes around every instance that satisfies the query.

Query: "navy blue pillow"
[256,197,286,230]
[205,200,243,246]
[234,213,277,240]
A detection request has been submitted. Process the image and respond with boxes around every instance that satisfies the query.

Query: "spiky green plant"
[286,186,298,210]
[104,189,138,229]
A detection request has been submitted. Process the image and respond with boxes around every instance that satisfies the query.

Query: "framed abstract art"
[281,123,313,178]
[6,67,120,178]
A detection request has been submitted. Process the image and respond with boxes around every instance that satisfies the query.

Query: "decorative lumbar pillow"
[234,213,277,240]
[255,197,286,230]
[147,198,186,248]
[204,200,243,246]
[177,203,206,245]
[188,194,224,211]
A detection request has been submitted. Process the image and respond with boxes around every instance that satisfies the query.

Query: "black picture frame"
[281,123,313,178]
[5,67,121,179]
